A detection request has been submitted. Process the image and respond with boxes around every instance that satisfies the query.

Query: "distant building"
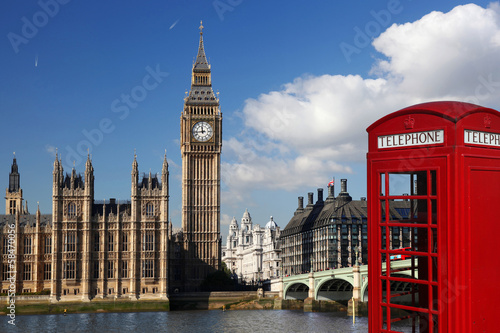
[281,179,416,276]
[222,210,281,283]
[281,179,368,276]
[0,154,170,300]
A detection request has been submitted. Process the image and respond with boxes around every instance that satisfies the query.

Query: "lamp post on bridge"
[353,247,361,301]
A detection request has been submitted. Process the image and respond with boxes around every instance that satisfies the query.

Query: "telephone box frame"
[367,101,500,332]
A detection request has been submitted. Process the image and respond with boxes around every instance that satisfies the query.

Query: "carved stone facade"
[222,210,281,283]
[0,23,222,298]
[0,154,170,301]
[177,21,222,291]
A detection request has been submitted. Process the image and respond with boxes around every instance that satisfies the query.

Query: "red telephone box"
[367,101,500,332]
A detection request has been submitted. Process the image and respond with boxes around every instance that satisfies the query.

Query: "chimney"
[317,188,324,203]
[298,196,304,210]
[305,192,314,211]
[326,182,335,203]
[336,179,352,203]
[295,196,305,215]
[307,192,314,205]
[341,179,348,193]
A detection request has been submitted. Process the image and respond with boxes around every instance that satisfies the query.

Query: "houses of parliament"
[0,23,222,300]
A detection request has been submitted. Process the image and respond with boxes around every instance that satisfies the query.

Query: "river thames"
[1,309,419,332]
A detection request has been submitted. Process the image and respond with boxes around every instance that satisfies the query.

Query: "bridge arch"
[361,272,418,303]
[284,282,309,300]
[315,277,353,302]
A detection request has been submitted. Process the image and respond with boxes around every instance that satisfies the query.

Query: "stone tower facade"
[180,22,222,290]
[45,152,170,301]
[5,154,26,215]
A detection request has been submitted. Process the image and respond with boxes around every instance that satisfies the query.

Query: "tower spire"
[193,21,210,72]
[9,153,20,193]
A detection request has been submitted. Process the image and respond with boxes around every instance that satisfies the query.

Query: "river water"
[1,310,416,332]
[2,310,368,332]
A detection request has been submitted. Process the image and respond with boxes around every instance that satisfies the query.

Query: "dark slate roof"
[0,215,15,227]
[0,214,52,228]
[93,202,131,216]
[139,174,162,190]
[281,193,369,237]
[63,171,84,189]
[282,195,413,238]
[193,32,210,72]
[186,86,218,106]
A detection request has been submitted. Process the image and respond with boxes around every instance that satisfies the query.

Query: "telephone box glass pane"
[389,173,412,196]
[380,173,386,196]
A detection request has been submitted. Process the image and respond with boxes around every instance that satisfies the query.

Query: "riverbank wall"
[0,296,170,315]
[1,292,367,315]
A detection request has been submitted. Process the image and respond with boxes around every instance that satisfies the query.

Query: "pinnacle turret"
[8,153,20,193]
[162,150,169,174]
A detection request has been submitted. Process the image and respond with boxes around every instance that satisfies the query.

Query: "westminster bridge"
[280,259,416,302]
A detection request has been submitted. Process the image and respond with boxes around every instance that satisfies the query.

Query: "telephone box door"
[369,157,447,333]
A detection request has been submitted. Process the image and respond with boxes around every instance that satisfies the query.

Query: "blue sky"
[1,0,500,242]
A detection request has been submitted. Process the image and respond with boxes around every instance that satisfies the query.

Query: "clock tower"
[180,21,222,289]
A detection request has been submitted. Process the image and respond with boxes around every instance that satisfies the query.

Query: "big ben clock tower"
[180,21,222,289]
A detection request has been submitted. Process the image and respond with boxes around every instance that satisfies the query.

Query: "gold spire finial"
[199,20,203,35]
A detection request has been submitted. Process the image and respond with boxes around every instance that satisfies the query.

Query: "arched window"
[146,202,154,217]
[68,202,76,217]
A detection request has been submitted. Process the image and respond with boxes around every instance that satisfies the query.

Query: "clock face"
[192,121,213,142]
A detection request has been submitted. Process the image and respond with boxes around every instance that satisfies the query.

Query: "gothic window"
[24,236,32,254]
[44,263,51,280]
[142,259,154,278]
[64,232,76,252]
[9,200,16,215]
[121,261,128,278]
[93,233,100,252]
[93,261,99,279]
[23,264,32,280]
[246,236,249,243]
[108,234,114,252]
[233,241,236,248]
[68,202,76,217]
[2,238,8,255]
[146,202,154,217]
[143,231,154,251]
[45,236,52,254]
[122,233,128,252]
[107,261,114,279]
[64,261,75,279]
[2,264,9,281]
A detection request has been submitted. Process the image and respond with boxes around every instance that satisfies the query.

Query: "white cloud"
[222,3,500,206]
[45,144,57,156]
